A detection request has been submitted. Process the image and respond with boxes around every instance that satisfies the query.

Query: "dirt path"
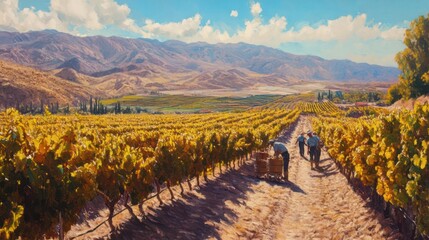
[68,116,400,240]
[211,116,400,240]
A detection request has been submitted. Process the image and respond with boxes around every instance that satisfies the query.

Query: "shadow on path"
[108,159,308,240]
[107,162,258,239]
[260,179,307,195]
[310,159,340,178]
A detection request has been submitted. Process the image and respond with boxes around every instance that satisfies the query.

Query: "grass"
[101,94,283,113]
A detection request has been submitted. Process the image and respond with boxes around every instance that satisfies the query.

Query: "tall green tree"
[389,14,429,102]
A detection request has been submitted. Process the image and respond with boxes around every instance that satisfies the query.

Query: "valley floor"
[68,117,401,240]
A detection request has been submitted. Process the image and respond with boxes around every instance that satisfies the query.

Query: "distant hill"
[0,60,105,107]
[0,30,399,91]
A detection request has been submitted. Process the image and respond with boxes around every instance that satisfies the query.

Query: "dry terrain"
[0,60,105,107]
[67,116,401,240]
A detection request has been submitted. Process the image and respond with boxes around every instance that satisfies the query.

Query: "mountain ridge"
[0,30,400,95]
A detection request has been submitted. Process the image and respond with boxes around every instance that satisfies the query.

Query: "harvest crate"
[268,157,283,176]
[254,151,269,178]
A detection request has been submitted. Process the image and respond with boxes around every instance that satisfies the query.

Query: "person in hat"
[295,132,307,157]
[313,132,324,168]
[306,131,319,170]
[269,139,290,180]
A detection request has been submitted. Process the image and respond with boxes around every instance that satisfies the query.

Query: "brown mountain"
[0,30,400,94]
[0,60,105,108]
[55,68,80,82]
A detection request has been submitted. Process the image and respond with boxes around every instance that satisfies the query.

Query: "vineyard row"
[312,104,429,235]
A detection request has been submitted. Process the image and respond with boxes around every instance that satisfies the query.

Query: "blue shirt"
[307,136,319,147]
[273,142,288,154]
[297,135,306,143]
[314,135,324,148]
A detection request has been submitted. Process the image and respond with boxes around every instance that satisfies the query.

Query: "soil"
[67,116,401,240]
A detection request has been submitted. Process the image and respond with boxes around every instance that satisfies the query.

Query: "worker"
[306,131,319,170]
[313,132,324,169]
[269,139,290,181]
[296,132,307,157]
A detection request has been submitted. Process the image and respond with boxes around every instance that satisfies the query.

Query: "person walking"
[306,131,319,170]
[269,139,290,181]
[313,132,324,169]
[296,132,306,157]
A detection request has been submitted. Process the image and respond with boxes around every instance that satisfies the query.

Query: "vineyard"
[260,94,342,115]
[0,99,429,239]
[294,101,341,115]
[0,107,299,239]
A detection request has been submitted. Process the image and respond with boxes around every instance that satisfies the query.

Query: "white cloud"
[0,0,68,32]
[229,16,288,46]
[142,14,203,39]
[0,0,136,33]
[230,10,238,18]
[284,14,405,42]
[51,0,132,30]
[380,26,405,40]
[251,2,262,17]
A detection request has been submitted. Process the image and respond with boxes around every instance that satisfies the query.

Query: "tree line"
[317,90,383,103]
[4,97,149,115]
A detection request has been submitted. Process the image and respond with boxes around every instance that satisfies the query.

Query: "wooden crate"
[255,160,268,176]
[269,157,283,176]
[254,151,269,177]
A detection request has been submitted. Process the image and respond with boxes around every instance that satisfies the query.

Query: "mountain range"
[0,30,400,104]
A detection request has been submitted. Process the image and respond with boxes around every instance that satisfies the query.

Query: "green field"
[101,94,283,113]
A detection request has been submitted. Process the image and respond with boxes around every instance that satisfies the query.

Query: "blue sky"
[3,0,429,66]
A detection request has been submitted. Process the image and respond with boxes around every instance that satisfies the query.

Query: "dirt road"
[69,116,400,240]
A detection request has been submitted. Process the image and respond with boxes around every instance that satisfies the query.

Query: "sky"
[1,0,429,66]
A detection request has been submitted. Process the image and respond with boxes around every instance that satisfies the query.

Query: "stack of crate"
[254,152,269,178]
